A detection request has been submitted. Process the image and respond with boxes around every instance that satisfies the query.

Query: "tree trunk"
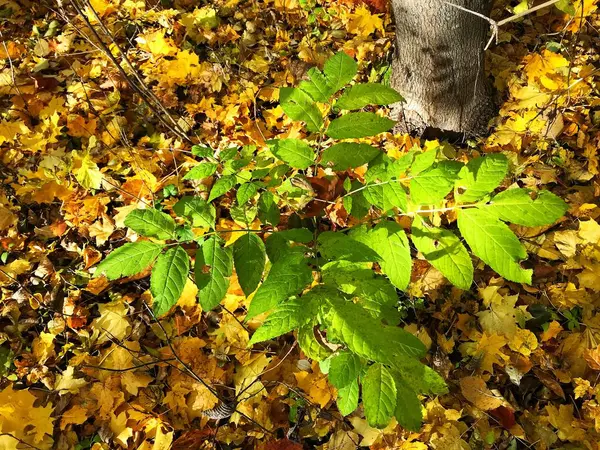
[390,0,495,136]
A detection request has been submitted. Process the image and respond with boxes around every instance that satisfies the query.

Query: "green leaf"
[394,382,423,431]
[317,231,382,262]
[95,242,163,280]
[183,162,218,180]
[191,144,212,158]
[150,246,190,316]
[299,67,333,102]
[233,233,266,297]
[195,236,233,311]
[276,228,314,243]
[246,249,313,320]
[236,182,260,204]
[208,175,236,202]
[485,189,568,227]
[409,149,437,175]
[337,379,359,416]
[271,139,315,170]
[556,0,576,15]
[351,222,412,290]
[411,216,473,290]
[335,83,403,110]
[258,191,280,226]
[124,209,176,240]
[458,208,532,284]
[320,294,426,362]
[326,112,395,139]
[249,297,315,344]
[323,51,358,92]
[173,196,216,229]
[410,161,463,205]
[354,277,401,325]
[455,154,508,203]
[364,182,407,213]
[320,143,380,170]
[392,358,448,396]
[279,87,323,132]
[329,351,363,389]
[321,261,400,324]
[298,324,332,361]
[362,363,397,429]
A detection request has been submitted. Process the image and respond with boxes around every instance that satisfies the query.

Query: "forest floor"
[0,0,599,448]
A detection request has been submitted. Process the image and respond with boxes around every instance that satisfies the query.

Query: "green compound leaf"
[258,191,281,226]
[321,261,400,325]
[455,153,508,203]
[320,142,380,170]
[337,378,360,416]
[233,232,266,297]
[173,196,216,229]
[363,182,408,213]
[362,363,397,429]
[320,294,426,362]
[335,83,403,110]
[394,381,423,432]
[124,209,176,240]
[249,297,315,345]
[411,216,473,290]
[409,161,463,205]
[298,324,332,362]
[458,208,532,284]
[329,351,363,389]
[322,51,358,93]
[195,236,233,311]
[95,241,164,280]
[150,246,190,316]
[326,112,396,139]
[271,139,316,170]
[351,222,412,291]
[183,162,218,180]
[317,231,382,263]
[299,67,334,102]
[236,182,260,204]
[246,249,313,320]
[279,87,323,133]
[485,188,568,227]
[208,175,236,202]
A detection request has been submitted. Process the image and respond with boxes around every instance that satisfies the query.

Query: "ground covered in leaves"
[1,0,600,448]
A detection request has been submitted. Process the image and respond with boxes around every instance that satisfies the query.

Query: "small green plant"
[94,52,568,430]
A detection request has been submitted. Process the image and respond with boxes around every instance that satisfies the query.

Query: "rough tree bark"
[390,0,495,136]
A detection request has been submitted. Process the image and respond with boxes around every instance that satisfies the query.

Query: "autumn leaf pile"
[0,0,599,448]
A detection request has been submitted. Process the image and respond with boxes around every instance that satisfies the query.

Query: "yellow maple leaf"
[294,361,335,408]
[137,30,178,58]
[345,5,385,37]
[545,404,586,441]
[0,119,29,145]
[350,416,397,447]
[90,299,131,344]
[55,366,88,395]
[59,404,89,430]
[477,286,530,338]
[0,205,17,231]
[0,384,54,447]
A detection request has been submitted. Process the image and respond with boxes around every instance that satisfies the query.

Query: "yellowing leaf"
[460,376,504,410]
[72,151,103,190]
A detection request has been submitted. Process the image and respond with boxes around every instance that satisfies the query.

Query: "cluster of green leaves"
[94,52,568,430]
